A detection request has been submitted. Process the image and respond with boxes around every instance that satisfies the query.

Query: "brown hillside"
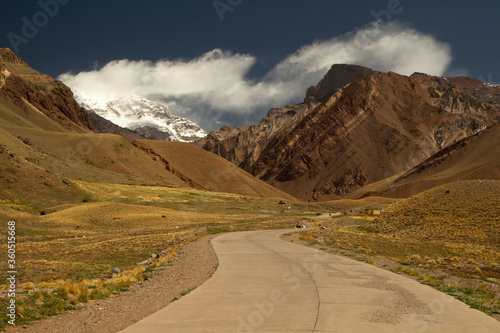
[372,180,500,249]
[0,57,188,202]
[0,127,86,208]
[196,64,376,171]
[133,139,296,200]
[0,95,69,132]
[251,72,498,200]
[0,48,92,132]
[1,125,186,187]
[348,122,500,198]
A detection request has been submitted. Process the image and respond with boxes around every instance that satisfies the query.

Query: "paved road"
[121,230,500,332]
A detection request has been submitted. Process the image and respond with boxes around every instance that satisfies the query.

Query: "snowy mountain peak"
[72,91,206,142]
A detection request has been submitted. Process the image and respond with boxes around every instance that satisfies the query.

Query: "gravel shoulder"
[7,235,219,333]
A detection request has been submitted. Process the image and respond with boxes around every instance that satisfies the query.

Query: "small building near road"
[364,209,382,217]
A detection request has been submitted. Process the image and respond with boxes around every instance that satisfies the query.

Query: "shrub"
[21,282,35,290]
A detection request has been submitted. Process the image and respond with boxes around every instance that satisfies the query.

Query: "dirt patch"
[6,234,219,333]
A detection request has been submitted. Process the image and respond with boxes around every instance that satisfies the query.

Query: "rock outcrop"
[411,73,500,106]
[0,48,92,132]
[195,64,376,171]
[87,111,145,142]
[304,64,377,104]
[199,65,500,201]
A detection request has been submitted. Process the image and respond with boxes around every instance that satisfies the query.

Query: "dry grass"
[372,180,500,256]
[2,177,381,285]
[0,200,258,284]
[133,140,296,200]
[0,177,335,324]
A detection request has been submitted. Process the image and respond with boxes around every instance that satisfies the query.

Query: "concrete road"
[121,230,500,332]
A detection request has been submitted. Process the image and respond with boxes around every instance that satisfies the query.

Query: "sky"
[2,0,499,131]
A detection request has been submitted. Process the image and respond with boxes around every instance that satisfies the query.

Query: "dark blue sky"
[3,0,499,81]
[2,1,500,131]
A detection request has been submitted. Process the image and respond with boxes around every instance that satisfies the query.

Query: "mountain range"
[0,48,291,207]
[73,92,206,142]
[197,64,500,201]
[0,47,499,205]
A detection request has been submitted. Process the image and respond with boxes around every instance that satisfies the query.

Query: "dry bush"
[20,282,35,290]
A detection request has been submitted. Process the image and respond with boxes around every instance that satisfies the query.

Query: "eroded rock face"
[304,64,377,104]
[196,103,313,171]
[252,72,498,200]
[199,65,499,201]
[0,48,92,132]
[411,73,500,106]
[195,64,376,172]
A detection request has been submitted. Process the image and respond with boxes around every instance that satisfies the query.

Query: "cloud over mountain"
[60,22,454,131]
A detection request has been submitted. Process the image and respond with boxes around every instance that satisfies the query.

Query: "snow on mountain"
[73,91,206,142]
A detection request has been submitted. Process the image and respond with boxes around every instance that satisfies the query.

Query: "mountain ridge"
[199,65,500,201]
[72,92,206,142]
[196,64,377,171]
[0,48,92,132]
[0,50,293,206]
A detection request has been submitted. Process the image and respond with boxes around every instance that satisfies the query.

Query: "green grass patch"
[392,267,499,316]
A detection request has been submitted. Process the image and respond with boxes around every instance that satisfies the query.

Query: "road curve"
[121,230,500,332]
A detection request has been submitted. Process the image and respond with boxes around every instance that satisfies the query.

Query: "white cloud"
[59,22,454,131]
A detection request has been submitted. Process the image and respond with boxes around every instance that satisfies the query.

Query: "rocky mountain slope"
[72,92,206,142]
[0,48,92,132]
[196,64,375,171]
[346,122,500,199]
[87,111,146,142]
[133,140,296,200]
[0,51,293,207]
[200,65,500,201]
[411,73,500,106]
